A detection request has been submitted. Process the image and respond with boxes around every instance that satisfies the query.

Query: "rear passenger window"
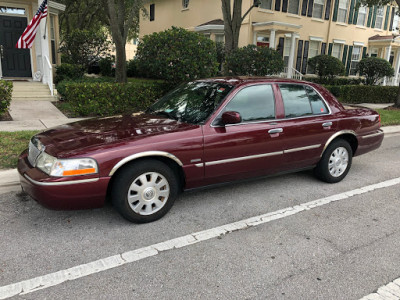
[223,84,275,122]
[279,84,328,118]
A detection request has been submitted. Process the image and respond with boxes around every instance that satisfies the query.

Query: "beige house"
[0,0,65,94]
[140,0,400,85]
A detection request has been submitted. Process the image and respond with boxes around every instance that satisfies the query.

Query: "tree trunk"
[115,39,127,83]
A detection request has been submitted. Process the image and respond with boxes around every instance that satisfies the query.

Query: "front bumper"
[18,150,110,210]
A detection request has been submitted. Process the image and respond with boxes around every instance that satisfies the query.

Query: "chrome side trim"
[109,151,184,176]
[361,131,384,139]
[284,144,321,154]
[195,163,204,168]
[205,151,283,166]
[24,174,99,186]
[321,130,357,156]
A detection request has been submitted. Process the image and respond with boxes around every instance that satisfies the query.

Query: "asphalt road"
[0,134,399,300]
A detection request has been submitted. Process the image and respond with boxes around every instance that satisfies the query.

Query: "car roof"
[197,76,312,86]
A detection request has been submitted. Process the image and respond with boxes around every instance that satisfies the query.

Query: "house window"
[331,44,342,59]
[283,37,291,67]
[349,46,361,75]
[393,9,399,32]
[313,0,325,19]
[182,0,189,9]
[337,0,348,23]
[356,6,367,26]
[132,38,138,45]
[307,41,320,73]
[260,0,273,9]
[215,34,224,43]
[370,48,378,57]
[50,15,57,64]
[375,6,384,29]
[257,36,270,47]
[0,6,25,15]
[288,0,300,14]
[150,4,155,21]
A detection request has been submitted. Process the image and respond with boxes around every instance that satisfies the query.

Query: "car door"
[275,83,337,170]
[202,84,285,185]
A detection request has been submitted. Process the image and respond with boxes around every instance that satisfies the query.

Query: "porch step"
[12,97,57,101]
[13,91,53,97]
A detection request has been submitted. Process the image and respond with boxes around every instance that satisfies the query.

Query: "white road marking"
[361,278,400,300]
[1,177,400,299]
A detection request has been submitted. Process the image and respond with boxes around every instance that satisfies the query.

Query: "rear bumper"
[18,150,110,210]
[355,129,384,156]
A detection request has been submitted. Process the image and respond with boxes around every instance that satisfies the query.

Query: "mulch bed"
[0,111,12,121]
[384,105,400,111]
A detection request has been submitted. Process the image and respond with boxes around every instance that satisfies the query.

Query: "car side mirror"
[221,111,242,125]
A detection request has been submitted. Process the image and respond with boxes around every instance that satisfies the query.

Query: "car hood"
[36,113,199,158]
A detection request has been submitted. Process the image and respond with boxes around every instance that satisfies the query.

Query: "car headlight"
[36,153,98,177]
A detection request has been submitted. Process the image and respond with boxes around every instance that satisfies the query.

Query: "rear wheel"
[315,139,353,183]
[111,160,179,223]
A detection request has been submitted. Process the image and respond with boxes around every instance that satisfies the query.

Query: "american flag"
[15,0,48,49]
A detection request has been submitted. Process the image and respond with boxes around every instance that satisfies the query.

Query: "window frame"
[331,43,342,60]
[337,0,348,23]
[182,0,189,9]
[259,0,273,10]
[278,83,331,119]
[356,6,367,26]
[374,6,385,29]
[307,40,321,74]
[312,0,325,19]
[349,46,362,76]
[288,0,300,14]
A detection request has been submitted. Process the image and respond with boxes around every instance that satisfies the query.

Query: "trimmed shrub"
[99,57,115,77]
[358,57,394,85]
[307,55,345,80]
[127,59,137,77]
[135,27,218,85]
[305,76,364,85]
[61,82,170,117]
[55,64,85,83]
[0,80,12,115]
[224,45,284,76]
[324,85,397,103]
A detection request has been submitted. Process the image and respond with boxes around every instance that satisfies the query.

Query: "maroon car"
[18,78,384,223]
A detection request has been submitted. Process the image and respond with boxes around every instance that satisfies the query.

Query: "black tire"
[314,139,353,183]
[111,160,179,223]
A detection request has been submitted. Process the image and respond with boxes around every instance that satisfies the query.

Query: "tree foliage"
[224,45,284,76]
[104,0,143,83]
[59,29,111,70]
[135,27,218,85]
[358,57,394,85]
[308,55,345,80]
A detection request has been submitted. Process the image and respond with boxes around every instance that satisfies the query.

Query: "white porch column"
[287,33,297,79]
[37,0,50,84]
[383,45,392,86]
[269,29,276,49]
[394,50,400,86]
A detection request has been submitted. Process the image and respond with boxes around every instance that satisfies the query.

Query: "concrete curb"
[1,125,399,194]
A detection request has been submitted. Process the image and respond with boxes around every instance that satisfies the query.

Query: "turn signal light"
[62,168,97,176]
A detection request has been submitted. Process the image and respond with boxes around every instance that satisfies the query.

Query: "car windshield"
[148,81,233,124]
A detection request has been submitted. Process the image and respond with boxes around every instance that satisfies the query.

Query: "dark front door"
[0,15,31,77]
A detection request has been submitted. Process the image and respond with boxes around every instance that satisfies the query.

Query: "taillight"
[379,114,381,124]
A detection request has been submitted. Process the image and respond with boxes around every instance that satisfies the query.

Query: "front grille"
[28,140,41,167]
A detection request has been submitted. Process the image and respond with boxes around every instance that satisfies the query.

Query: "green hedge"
[0,80,13,115]
[305,76,364,86]
[62,82,170,117]
[324,85,397,103]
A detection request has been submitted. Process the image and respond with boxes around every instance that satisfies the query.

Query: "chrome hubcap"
[328,147,349,178]
[127,172,170,216]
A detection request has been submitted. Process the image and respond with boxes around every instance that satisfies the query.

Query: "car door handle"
[268,128,283,134]
[322,122,332,128]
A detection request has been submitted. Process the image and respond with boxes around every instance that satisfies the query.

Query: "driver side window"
[223,84,275,123]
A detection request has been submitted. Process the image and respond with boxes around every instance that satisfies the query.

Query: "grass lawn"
[0,131,39,170]
[376,109,400,126]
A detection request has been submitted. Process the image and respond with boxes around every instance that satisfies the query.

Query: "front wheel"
[111,160,179,223]
[314,139,353,183]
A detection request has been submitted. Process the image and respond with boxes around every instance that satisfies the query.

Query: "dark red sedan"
[18,78,384,223]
